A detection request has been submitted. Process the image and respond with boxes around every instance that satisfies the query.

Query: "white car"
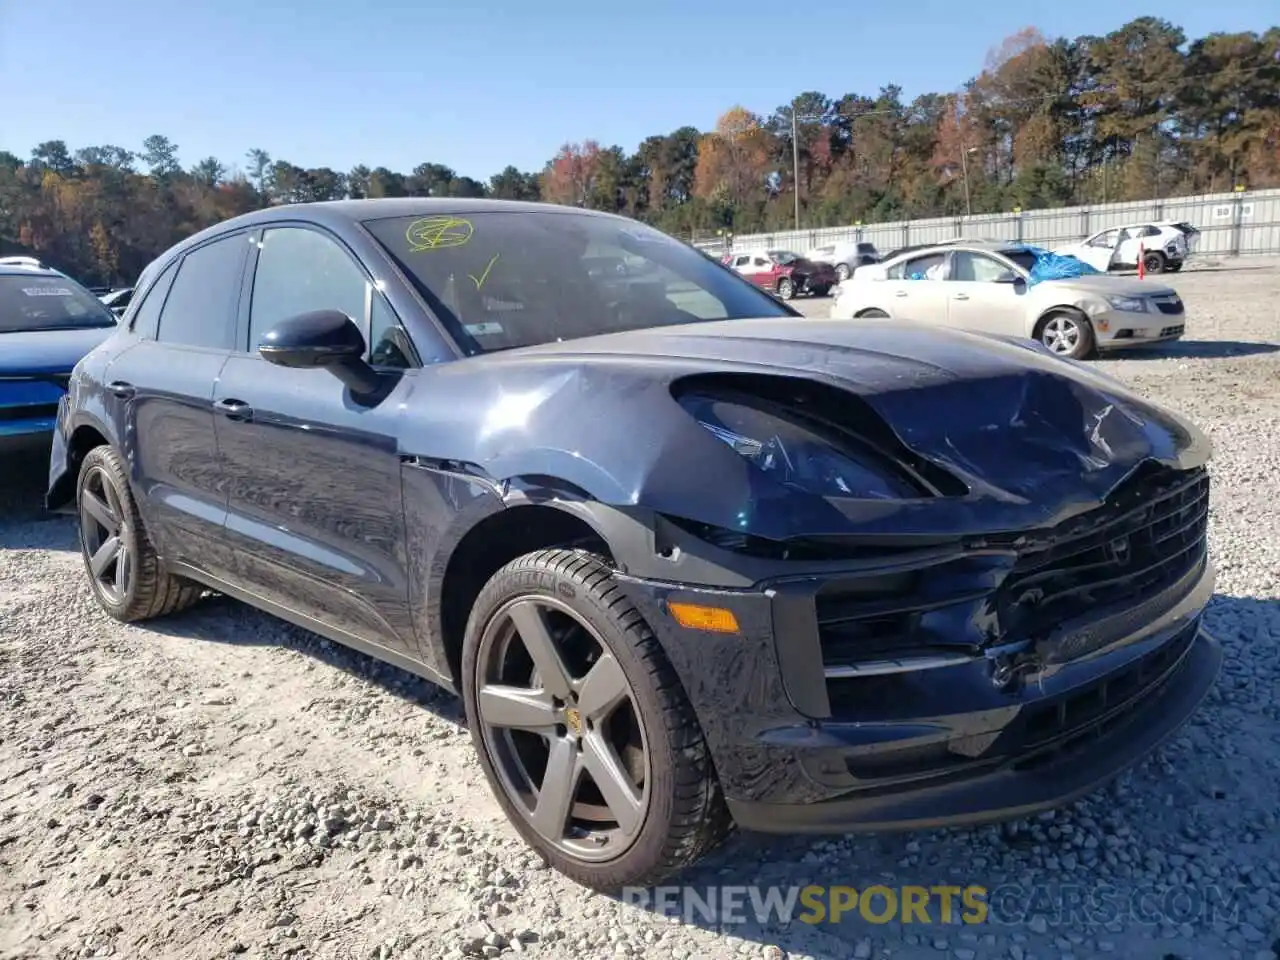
[830,241,1187,360]
[803,241,880,281]
[1054,221,1198,275]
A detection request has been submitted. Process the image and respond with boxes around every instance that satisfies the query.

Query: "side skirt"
[167,561,458,694]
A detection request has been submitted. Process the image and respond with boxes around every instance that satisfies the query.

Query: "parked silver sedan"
[830,241,1187,360]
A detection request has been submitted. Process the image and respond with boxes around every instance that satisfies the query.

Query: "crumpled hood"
[489,317,1209,536]
[0,326,115,376]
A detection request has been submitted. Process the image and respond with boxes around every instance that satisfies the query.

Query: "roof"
[884,240,1027,260]
[0,263,62,279]
[164,197,630,268]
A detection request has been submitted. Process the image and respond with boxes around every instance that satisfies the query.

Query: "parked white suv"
[830,241,1187,360]
[1054,221,1198,275]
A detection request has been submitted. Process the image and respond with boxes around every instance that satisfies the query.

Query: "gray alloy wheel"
[777,277,795,300]
[79,461,131,606]
[474,595,650,862]
[75,446,202,622]
[836,263,851,281]
[461,549,731,890]
[1039,310,1095,360]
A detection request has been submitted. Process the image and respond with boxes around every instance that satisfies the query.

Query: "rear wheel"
[835,263,851,282]
[1143,250,1166,274]
[1167,261,1183,273]
[1037,309,1095,360]
[76,446,202,622]
[811,285,832,297]
[461,549,731,890]
[855,308,890,319]
[776,277,795,300]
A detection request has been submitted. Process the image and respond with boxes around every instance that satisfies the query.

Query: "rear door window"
[156,234,249,350]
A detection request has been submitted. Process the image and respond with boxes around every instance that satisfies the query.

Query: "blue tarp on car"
[1021,246,1102,286]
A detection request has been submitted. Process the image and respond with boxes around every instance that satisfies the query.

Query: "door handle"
[107,380,135,399]
[894,291,909,298]
[214,398,254,422]
[952,293,970,300]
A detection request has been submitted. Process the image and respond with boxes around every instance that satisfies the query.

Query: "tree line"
[2,17,1277,286]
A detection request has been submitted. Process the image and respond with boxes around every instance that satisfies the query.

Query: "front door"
[104,233,249,579]
[1076,229,1121,272]
[213,224,418,655]
[943,250,1030,336]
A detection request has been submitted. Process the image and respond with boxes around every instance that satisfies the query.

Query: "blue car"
[0,260,118,444]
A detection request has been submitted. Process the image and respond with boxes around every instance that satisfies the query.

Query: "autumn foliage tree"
[2,17,1278,284]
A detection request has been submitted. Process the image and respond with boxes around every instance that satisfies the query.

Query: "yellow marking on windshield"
[469,253,500,290]
[406,216,473,251]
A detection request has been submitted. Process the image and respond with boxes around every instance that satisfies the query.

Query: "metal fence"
[694,188,1280,260]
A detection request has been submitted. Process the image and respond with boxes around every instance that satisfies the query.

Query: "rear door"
[213,223,419,654]
[101,233,250,578]
[881,251,950,322]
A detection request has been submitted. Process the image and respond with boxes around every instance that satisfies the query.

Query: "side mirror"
[995,272,1026,286]
[259,310,382,395]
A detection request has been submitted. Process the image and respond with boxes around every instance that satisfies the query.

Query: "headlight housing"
[678,393,920,500]
[1107,295,1148,313]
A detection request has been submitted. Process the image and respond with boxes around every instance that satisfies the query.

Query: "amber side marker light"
[667,601,740,634]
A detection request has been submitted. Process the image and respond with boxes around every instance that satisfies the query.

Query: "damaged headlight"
[679,394,918,499]
[1107,295,1149,313]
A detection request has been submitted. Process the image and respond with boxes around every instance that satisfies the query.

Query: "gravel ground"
[2,256,1279,960]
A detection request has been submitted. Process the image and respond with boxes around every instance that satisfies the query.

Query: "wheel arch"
[47,412,115,511]
[435,498,614,689]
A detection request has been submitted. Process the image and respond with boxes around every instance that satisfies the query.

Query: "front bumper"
[613,466,1219,833]
[1094,309,1186,349]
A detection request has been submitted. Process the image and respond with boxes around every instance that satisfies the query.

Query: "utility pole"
[792,110,801,231]
[960,146,976,218]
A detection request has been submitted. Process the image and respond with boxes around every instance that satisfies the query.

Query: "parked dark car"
[49,199,1220,891]
[0,261,118,445]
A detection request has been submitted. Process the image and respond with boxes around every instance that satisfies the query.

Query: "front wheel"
[855,308,890,319]
[1143,251,1166,274]
[835,263,851,282]
[776,277,795,300]
[1038,310,1095,360]
[76,445,203,622]
[461,549,731,890]
[811,284,832,298]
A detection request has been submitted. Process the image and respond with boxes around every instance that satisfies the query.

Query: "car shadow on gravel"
[1099,340,1279,360]
[141,595,468,724]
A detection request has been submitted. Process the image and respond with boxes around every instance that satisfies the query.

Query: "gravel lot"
[2,256,1279,960]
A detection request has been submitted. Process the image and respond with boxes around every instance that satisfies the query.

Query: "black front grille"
[0,402,59,423]
[1155,299,1185,316]
[998,466,1209,640]
[1160,324,1185,337]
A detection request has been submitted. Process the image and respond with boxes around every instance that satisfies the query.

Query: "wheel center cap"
[564,707,583,737]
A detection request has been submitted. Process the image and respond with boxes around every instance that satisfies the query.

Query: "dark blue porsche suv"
[48,199,1221,891]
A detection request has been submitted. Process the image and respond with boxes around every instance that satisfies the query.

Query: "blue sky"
[1,0,1272,182]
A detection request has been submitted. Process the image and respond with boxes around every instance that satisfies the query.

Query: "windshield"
[362,211,794,355]
[0,275,117,333]
[769,250,801,264]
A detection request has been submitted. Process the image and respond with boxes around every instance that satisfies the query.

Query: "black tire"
[461,549,731,891]
[1167,261,1183,273]
[1143,250,1166,274]
[855,308,890,319]
[1036,309,1096,360]
[811,284,832,298]
[835,263,851,282]
[776,277,795,300]
[75,445,203,622]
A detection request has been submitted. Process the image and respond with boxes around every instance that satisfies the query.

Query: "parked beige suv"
[830,241,1187,359]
